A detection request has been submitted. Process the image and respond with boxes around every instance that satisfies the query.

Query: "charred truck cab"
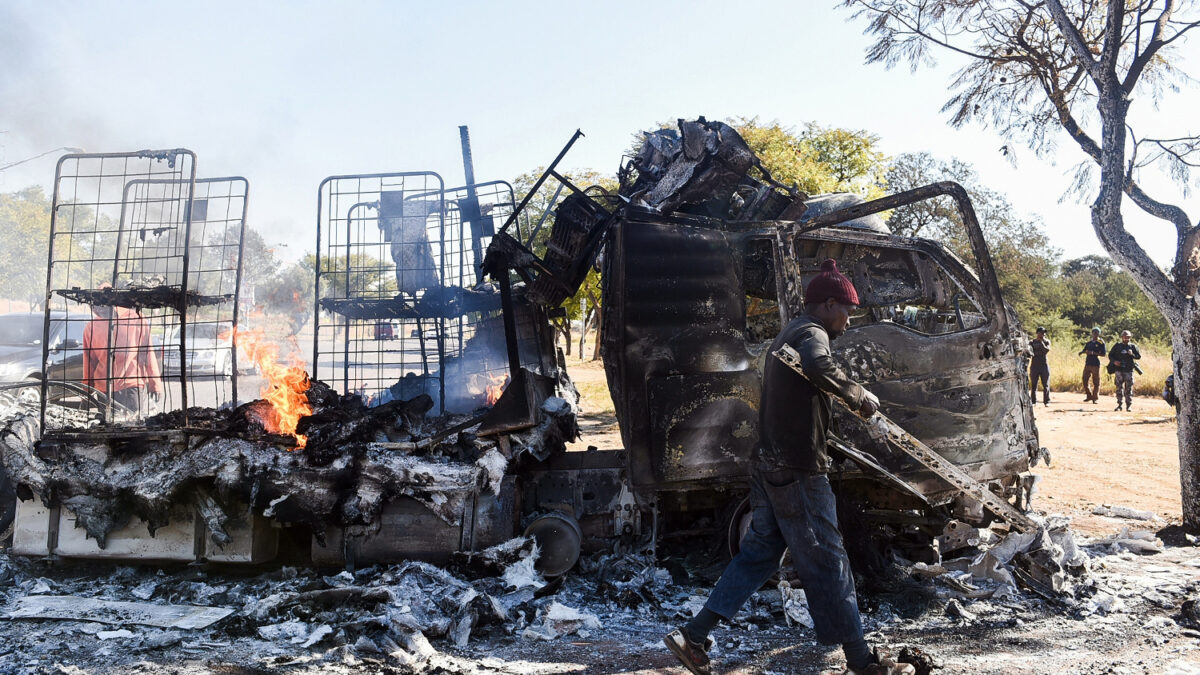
[600,191,1039,544]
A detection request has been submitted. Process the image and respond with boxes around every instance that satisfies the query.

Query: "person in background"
[1108,330,1141,411]
[83,302,163,415]
[1029,327,1051,406]
[1163,373,1179,413]
[1079,327,1105,404]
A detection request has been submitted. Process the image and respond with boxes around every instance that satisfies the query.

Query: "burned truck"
[1,122,1040,574]
[486,119,1042,563]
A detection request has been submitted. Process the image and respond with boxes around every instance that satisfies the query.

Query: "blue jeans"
[703,464,863,645]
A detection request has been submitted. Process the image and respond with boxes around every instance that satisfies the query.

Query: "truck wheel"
[724,496,753,559]
[0,464,14,542]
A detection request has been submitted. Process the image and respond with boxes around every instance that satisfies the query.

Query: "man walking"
[1108,330,1141,411]
[1079,328,1105,403]
[663,259,913,675]
[1029,327,1051,406]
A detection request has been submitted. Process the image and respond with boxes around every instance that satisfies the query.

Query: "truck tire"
[0,463,14,541]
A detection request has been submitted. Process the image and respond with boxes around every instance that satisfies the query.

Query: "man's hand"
[858,389,880,419]
[149,391,160,402]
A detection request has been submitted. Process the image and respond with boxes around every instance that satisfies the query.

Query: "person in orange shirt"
[83,304,163,414]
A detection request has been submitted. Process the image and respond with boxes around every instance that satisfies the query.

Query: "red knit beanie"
[805,259,860,305]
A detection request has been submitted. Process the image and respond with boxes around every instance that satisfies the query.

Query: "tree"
[259,260,315,336]
[727,117,888,198]
[0,187,51,309]
[845,0,1200,526]
[237,228,282,306]
[1058,255,1170,342]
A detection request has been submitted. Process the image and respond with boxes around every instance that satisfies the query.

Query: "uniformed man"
[1108,330,1141,411]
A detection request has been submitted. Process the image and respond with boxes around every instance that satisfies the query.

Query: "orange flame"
[230,327,312,448]
[486,373,508,406]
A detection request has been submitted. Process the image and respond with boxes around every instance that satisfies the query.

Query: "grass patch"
[574,379,615,416]
[1045,339,1171,398]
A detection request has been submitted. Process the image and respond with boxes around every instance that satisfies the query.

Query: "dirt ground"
[1032,393,1182,536]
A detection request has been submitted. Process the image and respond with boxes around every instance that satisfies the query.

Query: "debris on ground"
[1092,504,1161,521]
[1094,527,1166,555]
[0,517,1197,673]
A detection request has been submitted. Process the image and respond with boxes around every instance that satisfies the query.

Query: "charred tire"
[0,463,14,541]
[524,512,582,577]
[724,495,753,559]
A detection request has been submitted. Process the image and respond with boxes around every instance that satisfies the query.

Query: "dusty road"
[1032,393,1181,535]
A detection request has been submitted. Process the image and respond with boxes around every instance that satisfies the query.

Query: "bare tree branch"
[1123,0,1176,93]
[1044,0,1105,83]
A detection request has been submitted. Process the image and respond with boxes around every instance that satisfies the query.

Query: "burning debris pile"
[0,363,578,553]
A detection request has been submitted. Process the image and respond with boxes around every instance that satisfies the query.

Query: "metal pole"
[497,274,522,379]
[459,125,485,285]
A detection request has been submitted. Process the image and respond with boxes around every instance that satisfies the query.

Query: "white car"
[163,322,235,377]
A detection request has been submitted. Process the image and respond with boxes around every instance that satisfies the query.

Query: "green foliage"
[0,186,51,306]
[510,168,618,355]
[511,168,617,270]
[1054,256,1170,343]
[260,259,314,318]
[310,251,393,300]
[238,228,282,297]
[728,117,888,198]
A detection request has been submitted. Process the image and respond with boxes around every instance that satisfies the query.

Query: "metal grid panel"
[176,177,248,408]
[315,173,535,413]
[40,151,197,429]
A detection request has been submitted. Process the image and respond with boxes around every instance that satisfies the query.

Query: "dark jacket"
[1080,339,1105,367]
[1108,342,1141,372]
[1029,337,1050,368]
[758,315,865,472]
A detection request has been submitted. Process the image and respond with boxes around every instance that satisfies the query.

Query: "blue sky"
[2,0,1196,267]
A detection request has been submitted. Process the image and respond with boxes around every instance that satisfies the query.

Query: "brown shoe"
[664,628,712,675]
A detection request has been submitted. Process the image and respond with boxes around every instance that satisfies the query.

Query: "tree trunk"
[578,308,593,358]
[555,319,572,356]
[1084,42,1200,527]
[591,310,603,361]
[1172,313,1200,529]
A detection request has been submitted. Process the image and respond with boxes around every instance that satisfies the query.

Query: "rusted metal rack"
[39,150,247,432]
[314,172,544,414]
[485,130,615,311]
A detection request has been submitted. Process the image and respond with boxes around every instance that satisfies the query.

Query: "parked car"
[0,311,88,383]
[163,322,235,376]
[374,321,396,341]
